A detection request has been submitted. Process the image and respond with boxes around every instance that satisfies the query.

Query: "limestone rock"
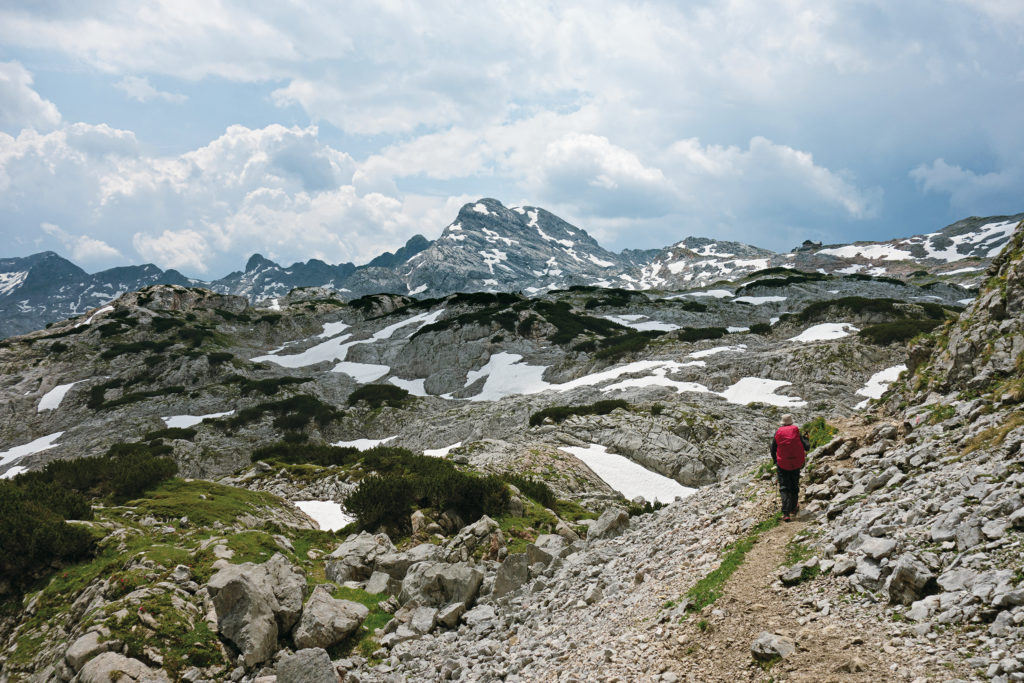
[76,652,170,683]
[751,632,796,661]
[276,647,337,683]
[588,508,630,541]
[399,561,484,608]
[326,531,395,583]
[293,584,369,650]
[492,553,529,598]
[886,553,936,605]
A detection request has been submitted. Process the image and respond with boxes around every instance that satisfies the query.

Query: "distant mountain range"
[1,198,1020,337]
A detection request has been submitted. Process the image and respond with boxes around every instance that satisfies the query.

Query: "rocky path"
[670,516,894,682]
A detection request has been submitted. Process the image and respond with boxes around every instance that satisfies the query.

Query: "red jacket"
[772,425,807,470]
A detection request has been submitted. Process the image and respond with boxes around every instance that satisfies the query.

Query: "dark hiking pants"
[777,466,801,515]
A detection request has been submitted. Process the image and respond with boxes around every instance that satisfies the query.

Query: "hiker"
[770,414,809,522]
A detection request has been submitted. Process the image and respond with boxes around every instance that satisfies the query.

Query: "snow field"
[332,437,396,450]
[294,501,355,531]
[161,411,235,428]
[558,444,695,503]
[788,323,859,343]
[424,442,462,458]
[37,380,85,412]
[854,364,907,409]
[0,432,65,470]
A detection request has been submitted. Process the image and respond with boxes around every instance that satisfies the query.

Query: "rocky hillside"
[2,202,1018,337]
[0,224,1021,681]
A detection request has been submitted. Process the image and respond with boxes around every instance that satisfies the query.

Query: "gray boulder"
[399,561,484,608]
[326,531,396,583]
[437,602,466,628]
[588,508,630,541]
[364,570,399,596]
[264,552,307,631]
[751,632,796,661]
[206,564,280,667]
[65,631,118,672]
[492,553,529,598]
[886,554,936,605]
[293,584,369,650]
[858,536,897,561]
[375,543,446,580]
[409,606,439,635]
[76,652,170,683]
[276,647,337,683]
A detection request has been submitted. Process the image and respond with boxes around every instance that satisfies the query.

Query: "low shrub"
[347,384,411,409]
[101,339,175,360]
[676,327,728,342]
[225,374,309,395]
[144,427,197,442]
[801,417,837,450]
[796,297,900,322]
[858,319,941,345]
[225,395,343,431]
[501,474,557,508]
[529,399,630,427]
[151,317,185,333]
[749,322,772,335]
[206,351,234,365]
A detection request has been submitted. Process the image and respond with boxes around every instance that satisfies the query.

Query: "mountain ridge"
[2,200,1020,337]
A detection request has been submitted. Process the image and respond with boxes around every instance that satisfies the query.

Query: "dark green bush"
[501,474,556,508]
[676,327,728,342]
[669,300,708,313]
[214,308,252,322]
[225,374,309,395]
[529,399,630,427]
[256,313,282,325]
[749,322,772,335]
[101,339,175,360]
[97,321,126,337]
[858,319,941,345]
[176,326,215,347]
[225,395,343,431]
[144,427,197,442]
[797,297,900,322]
[49,341,69,354]
[151,317,185,333]
[206,351,233,365]
[347,384,411,409]
[253,442,360,466]
[593,332,657,360]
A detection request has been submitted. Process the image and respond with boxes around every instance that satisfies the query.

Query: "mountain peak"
[245,253,277,272]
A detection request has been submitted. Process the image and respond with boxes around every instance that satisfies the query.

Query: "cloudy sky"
[1,1,1022,277]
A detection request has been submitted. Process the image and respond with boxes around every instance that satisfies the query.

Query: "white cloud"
[114,76,187,104]
[133,229,210,273]
[910,158,1021,208]
[0,61,61,133]
[41,222,123,265]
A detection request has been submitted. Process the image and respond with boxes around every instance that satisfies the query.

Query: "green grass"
[802,416,837,450]
[327,586,393,660]
[685,513,781,612]
[127,479,282,527]
[226,530,282,564]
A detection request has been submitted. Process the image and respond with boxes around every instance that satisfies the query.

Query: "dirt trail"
[669,516,896,682]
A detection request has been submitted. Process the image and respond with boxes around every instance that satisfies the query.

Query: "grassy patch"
[802,416,837,450]
[685,513,781,612]
[127,479,282,527]
[962,411,1024,455]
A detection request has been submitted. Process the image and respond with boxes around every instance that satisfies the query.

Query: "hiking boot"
[783,514,791,522]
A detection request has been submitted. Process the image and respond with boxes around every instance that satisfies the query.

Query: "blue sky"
[0,1,1021,278]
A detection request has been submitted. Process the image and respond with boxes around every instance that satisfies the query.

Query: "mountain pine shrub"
[529,399,630,426]
[347,384,411,409]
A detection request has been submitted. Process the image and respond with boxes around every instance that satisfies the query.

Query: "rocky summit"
[0,218,1022,682]
[2,200,1020,338]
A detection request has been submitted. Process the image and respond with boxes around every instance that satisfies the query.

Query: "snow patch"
[854,364,906,409]
[332,361,391,383]
[601,315,679,332]
[424,442,462,458]
[161,411,235,428]
[734,295,787,305]
[0,271,27,295]
[588,254,615,268]
[316,321,350,338]
[684,289,733,299]
[75,305,114,328]
[688,344,746,359]
[389,377,428,397]
[332,436,396,450]
[719,378,806,407]
[37,381,86,412]
[294,501,354,531]
[472,202,490,215]
[789,323,859,343]
[0,432,64,470]
[408,284,428,295]
[559,444,695,503]
[818,244,914,261]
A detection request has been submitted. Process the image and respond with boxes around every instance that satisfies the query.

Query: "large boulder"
[588,508,629,541]
[492,553,529,598]
[886,553,936,605]
[206,554,306,667]
[276,647,337,683]
[751,632,796,661]
[293,584,369,650]
[444,515,501,562]
[375,543,447,580]
[76,652,170,683]
[399,561,484,607]
[326,532,396,583]
[65,631,117,672]
[206,565,280,667]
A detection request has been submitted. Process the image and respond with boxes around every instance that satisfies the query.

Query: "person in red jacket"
[770,414,810,522]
